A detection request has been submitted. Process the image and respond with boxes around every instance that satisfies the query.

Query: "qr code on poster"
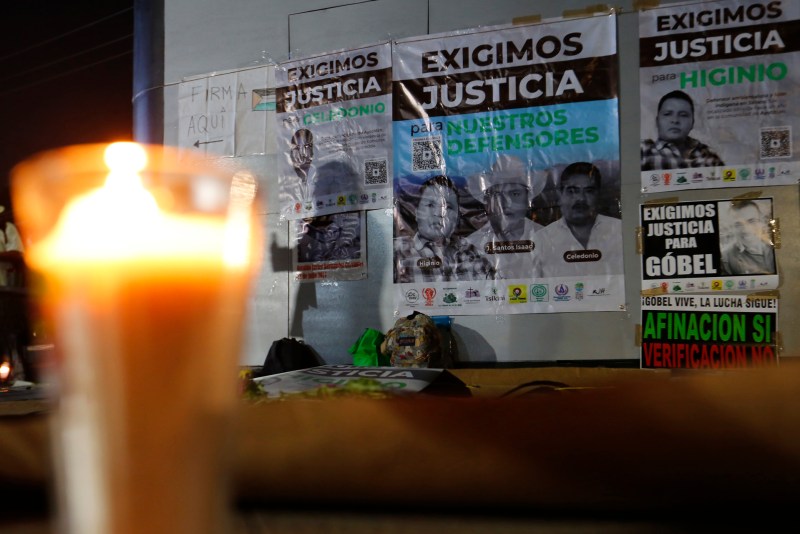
[412,136,444,172]
[760,126,792,159]
[364,158,388,185]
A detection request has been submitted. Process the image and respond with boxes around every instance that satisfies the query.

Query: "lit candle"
[13,142,262,534]
[29,142,256,271]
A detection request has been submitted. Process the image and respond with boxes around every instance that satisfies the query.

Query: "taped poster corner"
[770,218,782,249]
[634,324,642,347]
[746,290,780,302]
[641,286,667,296]
[731,191,764,202]
[635,226,644,255]
[563,4,614,19]
[512,14,541,25]
[643,196,679,206]
[632,0,660,12]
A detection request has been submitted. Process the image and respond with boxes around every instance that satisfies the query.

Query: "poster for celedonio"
[275,41,393,220]
[640,294,778,369]
[639,0,800,193]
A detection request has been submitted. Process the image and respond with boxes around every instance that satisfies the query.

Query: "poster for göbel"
[275,42,393,220]
[641,294,778,370]
[639,0,800,192]
[392,15,623,316]
[640,198,778,293]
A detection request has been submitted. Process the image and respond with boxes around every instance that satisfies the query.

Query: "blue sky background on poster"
[393,100,620,180]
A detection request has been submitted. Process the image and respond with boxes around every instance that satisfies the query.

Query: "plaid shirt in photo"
[640,137,724,170]
[394,233,496,283]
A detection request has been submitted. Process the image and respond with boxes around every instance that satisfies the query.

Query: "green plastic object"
[349,328,389,367]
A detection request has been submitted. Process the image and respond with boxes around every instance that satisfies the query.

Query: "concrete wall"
[141,0,799,366]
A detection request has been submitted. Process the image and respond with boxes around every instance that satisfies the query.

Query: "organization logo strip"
[395,275,624,316]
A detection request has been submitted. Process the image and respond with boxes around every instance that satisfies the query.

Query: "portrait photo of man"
[296,212,361,263]
[290,128,315,200]
[466,154,547,279]
[394,175,495,283]
[719,199,776,276]
[641,90,725,171]
[536,162,623,278]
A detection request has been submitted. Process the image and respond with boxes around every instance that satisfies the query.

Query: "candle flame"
[35,144,162,262]
[104,142,148,173]
[0,361,10,381]
[27,142,259,272]
[102,143,155,208]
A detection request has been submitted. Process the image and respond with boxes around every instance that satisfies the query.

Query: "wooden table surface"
[2,366,798,531]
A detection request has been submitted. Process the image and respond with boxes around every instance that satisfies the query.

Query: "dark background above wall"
[0,1,134,212]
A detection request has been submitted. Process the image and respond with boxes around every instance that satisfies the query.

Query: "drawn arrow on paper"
[193,139,223,148]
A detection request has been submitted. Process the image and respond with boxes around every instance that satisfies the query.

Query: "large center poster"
[639,0,800,192]
[392,15,623,315]
[275,42,393,220]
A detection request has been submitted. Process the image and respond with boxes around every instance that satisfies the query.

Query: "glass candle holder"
[11,142,263,534]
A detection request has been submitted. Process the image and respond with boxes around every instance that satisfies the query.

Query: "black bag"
[256,338,324,377]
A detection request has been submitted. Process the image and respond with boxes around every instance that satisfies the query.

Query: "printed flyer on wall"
[275,41,393,220]
[639,0,800,192]
[178,64,274,158]
[640,293,778,369]
[640,198,778,293]
[392,15,624,315]
[291,211,367,283]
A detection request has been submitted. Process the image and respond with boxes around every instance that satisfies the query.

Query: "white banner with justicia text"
[275,42,393,220]
[392,15,624,316]
[639,0,800,192]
